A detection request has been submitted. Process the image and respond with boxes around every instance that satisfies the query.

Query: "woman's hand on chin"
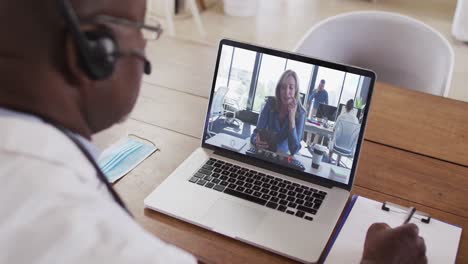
[288,98,297,122]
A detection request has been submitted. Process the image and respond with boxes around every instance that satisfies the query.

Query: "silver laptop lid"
[202,39,376,191]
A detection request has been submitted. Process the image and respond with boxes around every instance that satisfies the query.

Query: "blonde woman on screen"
[251,70,306,155]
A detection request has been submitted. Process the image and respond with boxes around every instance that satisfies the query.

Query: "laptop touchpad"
[202,198,266,237]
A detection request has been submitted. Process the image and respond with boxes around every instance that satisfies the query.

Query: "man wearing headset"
[0,0,427,263]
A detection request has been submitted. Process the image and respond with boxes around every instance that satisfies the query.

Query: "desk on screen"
[205,133,350,184]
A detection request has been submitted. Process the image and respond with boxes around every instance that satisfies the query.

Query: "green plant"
[355,97,364,109]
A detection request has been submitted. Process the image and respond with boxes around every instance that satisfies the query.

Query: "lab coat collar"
[0,116,98,179]
[0,107,100,161]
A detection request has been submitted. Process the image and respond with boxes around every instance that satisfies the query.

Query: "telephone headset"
[58,0,151,80]
[52,0,133,216]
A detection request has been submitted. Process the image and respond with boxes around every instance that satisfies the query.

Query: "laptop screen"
[203,40,374,188]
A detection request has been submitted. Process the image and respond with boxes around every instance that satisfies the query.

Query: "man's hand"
[361,223,427,264]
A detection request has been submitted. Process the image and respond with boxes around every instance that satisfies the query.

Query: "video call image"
[205,44,372,185]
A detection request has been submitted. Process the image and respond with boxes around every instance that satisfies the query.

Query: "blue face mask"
[98,136,158,183]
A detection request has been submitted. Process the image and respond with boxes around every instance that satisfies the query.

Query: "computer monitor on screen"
[316,103,337,121]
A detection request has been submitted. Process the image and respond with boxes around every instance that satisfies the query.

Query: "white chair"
[223,98,241,127]
[295,11,454,97]
[329,120,360,167]
[211,87,228,116]
[207,86,228,136]
[147,0,206,37]
[207,87,241,136]
[453,0,468,42]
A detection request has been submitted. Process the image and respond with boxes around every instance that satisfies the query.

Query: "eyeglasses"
[82,14,163,41]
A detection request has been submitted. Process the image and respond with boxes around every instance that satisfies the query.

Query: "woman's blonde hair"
[273,70,305,113]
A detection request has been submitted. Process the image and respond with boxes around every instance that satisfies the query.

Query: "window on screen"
[252,54,287,112]
[214,45,233,92]
[340,73,361,105]
[286,59,313,95]
[252,56,314,113]
[314,67,345,107]
[224,48,256,110]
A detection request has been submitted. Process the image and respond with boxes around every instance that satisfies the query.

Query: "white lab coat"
[0,116,196,264]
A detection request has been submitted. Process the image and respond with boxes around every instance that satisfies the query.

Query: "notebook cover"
[321,194,359,261]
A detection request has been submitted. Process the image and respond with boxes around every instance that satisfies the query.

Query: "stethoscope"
[6,108,132,217]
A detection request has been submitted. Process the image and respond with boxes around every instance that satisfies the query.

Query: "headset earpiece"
[59,0,118,81]
[82,29,118,80]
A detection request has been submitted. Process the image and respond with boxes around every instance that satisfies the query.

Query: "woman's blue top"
[250,98,306,155]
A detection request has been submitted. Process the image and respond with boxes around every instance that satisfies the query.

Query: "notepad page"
[325,196,462,264]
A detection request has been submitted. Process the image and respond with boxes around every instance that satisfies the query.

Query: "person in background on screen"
[328,99,361,163]
[251,70,306,155]
[307,79,329,117]
[336,99,359,125]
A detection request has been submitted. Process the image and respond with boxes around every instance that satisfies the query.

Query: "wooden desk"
[365,82,468,167]
[94,82,467,263]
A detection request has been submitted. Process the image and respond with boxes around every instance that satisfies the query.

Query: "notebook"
[218,133,247,152]
[324,195,462,264]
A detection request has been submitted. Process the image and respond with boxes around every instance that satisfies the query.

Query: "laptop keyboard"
[188,158,327,222]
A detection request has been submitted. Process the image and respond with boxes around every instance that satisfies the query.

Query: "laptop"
[144,39,376,263]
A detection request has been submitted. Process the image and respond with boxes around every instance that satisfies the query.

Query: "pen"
[403,207,416,224]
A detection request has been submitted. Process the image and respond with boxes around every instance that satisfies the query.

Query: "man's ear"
[64,33,91,86]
